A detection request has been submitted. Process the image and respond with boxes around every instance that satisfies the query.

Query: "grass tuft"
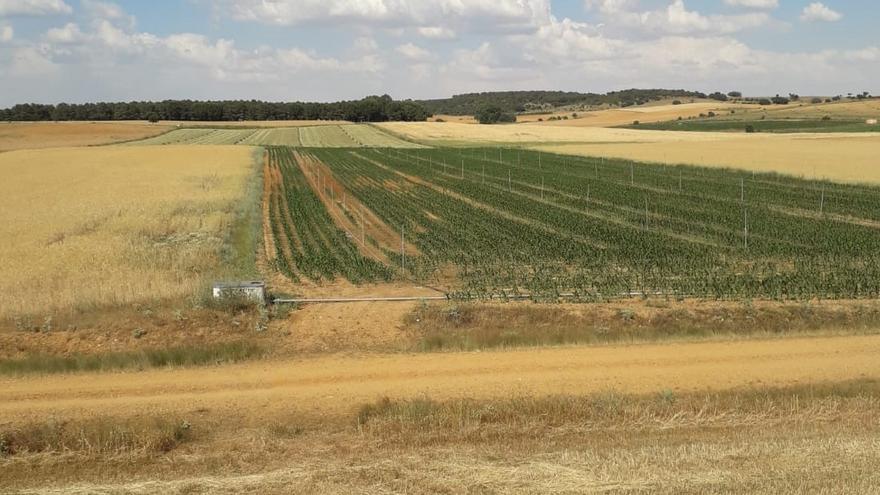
[0,416,193,457]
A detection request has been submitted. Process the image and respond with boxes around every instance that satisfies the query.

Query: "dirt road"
[2,334,879,424]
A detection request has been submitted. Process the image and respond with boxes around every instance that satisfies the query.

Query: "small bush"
[745,125,756,133]
[632,120,640,125]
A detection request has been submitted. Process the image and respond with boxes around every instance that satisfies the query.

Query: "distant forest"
[417,89,710,115]
[0,95,430,122]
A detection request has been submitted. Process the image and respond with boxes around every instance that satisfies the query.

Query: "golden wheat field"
[0,145,256,318]
[0,122,171,152]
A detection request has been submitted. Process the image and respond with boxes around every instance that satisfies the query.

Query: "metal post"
[508,169,511,192]
[740,178,744,202]
[630,163,634,186]
[743,209,749,250]
[820,184,826,215]
[461,159,464,179]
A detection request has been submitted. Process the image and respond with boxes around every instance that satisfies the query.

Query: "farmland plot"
[298,125,360,147]
[340,124,423,148]
[265,147,391,283]
[0,145,257,318]
[289,147,880,300]
[131,124,416,148]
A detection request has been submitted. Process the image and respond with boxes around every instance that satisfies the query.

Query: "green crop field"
[622,119,880,133]
[267,146,880,301]
[131,124,420,147]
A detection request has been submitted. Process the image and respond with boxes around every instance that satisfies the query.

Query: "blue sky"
[0,0,876,105]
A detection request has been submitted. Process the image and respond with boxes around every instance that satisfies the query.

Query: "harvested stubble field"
[522,101,757,127]
[538,134,880,184]
[0,145,257,318]
[0,121,171,152]
[2,337,880,493]
[133,124,422,148]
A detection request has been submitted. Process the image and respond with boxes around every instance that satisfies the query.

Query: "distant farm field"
[623,119,880,133]
[379,122,880,184]
[0,146,257,318]
[524,101,758,127]
[133,124,422,148]
[266,146,880,300]
[0,122,170,152]
[538,134,880,184]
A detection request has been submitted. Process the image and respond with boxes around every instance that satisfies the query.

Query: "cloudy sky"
[0,0,875,106]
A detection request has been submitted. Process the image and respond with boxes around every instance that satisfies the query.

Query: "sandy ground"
[0,122,171,151]
[2,333,878,425]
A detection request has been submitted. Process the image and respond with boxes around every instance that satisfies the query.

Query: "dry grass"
[2,380,878,493]
[0,122,171,152]
[0,145,257,318]
[406,300,880,351]
[0,341,264,376]
[0,415,194,457]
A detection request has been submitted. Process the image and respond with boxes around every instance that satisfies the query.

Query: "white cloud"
[843,46,879,62]
[9,45,58,76]
[395,42,430,61]
[81,0,135,28]
[45,22,84,43]
[522,17,617,61]
[417,26,456,39]
[723,0,778,8]
[82,0,126,20]
[213,0,550,34]
[0,0,72,16]
[0,23,12,42]
[800,3,842,22]
[584,0,639,14]
[586,0,771,36]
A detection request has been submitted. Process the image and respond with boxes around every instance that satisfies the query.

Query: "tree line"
[0,95,430,122]
[418,89,709,115]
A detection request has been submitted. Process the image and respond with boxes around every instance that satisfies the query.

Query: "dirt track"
[2,334,878,425]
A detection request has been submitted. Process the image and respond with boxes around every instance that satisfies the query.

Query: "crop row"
[267,147,392,283]
[302,147,880,299]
